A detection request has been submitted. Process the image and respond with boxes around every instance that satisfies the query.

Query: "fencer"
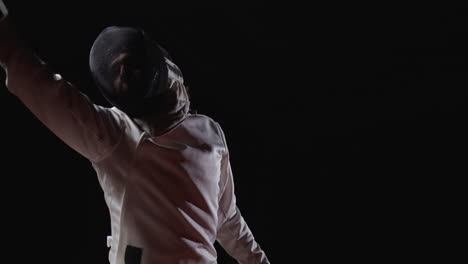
[0,2,270,263]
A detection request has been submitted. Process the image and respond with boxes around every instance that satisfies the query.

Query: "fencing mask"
[89,26,187,119]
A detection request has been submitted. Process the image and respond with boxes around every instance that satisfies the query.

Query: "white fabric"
[0,18,269,264]
[107,236,113,248]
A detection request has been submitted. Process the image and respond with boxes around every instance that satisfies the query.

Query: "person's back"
[96,109,244,263]
[0,3,269,263]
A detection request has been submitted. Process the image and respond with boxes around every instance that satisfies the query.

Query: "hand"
[0,0,8,20]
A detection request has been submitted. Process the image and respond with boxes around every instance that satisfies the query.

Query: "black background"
[1,1,466,263]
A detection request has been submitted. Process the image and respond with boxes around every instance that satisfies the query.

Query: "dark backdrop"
[1,1,466,263]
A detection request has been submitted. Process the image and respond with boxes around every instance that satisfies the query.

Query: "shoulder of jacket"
[108,107,146,137]
[187,112,218,124]
[186,113,227,147]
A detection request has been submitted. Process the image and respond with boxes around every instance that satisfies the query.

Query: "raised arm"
[0,11,123,162]
[0,0,7,19]
[216,126,270,264]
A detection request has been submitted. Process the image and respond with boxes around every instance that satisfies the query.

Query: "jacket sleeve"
[216,125,270,264]
[0,17,123,162]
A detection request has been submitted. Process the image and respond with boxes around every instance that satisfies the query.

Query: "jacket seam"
[114,131,148,262]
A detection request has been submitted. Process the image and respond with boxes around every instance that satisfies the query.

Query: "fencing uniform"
[0,16,269,264]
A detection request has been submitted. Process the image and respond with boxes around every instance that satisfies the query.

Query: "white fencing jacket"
[0,17,269,264]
